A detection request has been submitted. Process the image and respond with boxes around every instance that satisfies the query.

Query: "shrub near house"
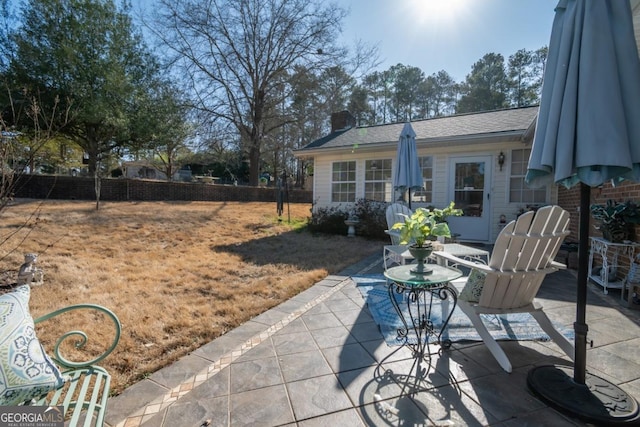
[308,199,387,239]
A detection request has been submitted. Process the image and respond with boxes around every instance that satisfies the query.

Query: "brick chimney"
[330,111,356,132]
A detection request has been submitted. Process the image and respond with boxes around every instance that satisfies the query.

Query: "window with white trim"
[408,156,433,204]
[331,161,356,202]
[364,159,392,201]
[509,148,546,203]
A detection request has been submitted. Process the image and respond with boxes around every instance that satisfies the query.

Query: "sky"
[339,0,558,81]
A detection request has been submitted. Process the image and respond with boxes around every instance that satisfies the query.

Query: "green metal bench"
[29,304,121,427]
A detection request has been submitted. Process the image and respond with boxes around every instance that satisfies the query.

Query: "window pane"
[511,162,524,175]
[365,159,392,202]
[509,149,546,204]
[409,156,433,204]
[420,157,432,168]
[365,182,387,201]
[512,149,525,161]
[331,162,356,203]
[510,177,521,188]
[347,183,356,202]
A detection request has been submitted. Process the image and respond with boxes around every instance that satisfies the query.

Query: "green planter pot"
[408,245,434,275]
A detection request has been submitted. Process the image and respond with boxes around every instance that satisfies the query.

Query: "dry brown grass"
[0,200,380,395]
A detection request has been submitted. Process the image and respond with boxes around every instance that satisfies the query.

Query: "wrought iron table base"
[378,280,457,391]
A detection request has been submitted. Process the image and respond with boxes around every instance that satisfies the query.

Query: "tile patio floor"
[105,250,640,427]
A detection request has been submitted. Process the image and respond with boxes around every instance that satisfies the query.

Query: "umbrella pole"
[527,186,640,424]
[574,182,590,384]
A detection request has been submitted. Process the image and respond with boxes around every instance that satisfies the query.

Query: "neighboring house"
[294,107,553,244]
[121,161,192,182]
[122,161,168,180]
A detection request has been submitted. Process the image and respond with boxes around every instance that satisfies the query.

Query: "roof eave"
[293,142,390,158]
[522,115,537,143]
[418,130,528,147]
[294,130,528,158]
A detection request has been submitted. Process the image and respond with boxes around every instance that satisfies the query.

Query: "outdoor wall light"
[498,152,506,171]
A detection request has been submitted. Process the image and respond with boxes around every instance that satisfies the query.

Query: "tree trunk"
[166,162,173,182]
[298,158,305,189]
[94,170,101,210]
[248,144,260,186]
[85,127,99,175]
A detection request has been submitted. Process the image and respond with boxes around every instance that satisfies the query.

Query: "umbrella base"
[528,365,640,425]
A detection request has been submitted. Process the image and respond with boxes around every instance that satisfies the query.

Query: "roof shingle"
[297,106,538,152]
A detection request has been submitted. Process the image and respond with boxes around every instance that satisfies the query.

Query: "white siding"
[309,140,555,242]
[311,150,397,210]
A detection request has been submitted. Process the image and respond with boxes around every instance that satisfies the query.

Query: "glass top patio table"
[384,243,490,269]
[384,264,462,287]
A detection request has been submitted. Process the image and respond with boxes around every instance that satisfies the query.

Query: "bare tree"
[1,87,71,206]
[152,0,347,186]
[0,87,71,261]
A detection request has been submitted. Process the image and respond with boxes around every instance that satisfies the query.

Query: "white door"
[446,156,492,242]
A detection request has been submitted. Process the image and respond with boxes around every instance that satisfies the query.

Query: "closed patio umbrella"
[393,122,423,208]
[526,0,640,424]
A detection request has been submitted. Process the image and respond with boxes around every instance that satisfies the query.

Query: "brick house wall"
[558,181,640,275]
[559,180,640,244]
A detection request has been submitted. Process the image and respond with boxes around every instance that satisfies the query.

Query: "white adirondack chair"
[385,203,413,245]
[433,205,575,373]
[384,203,414,269]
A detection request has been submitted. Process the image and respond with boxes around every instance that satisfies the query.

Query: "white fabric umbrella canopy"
[393,122,423,208]
[526,0,640,424]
